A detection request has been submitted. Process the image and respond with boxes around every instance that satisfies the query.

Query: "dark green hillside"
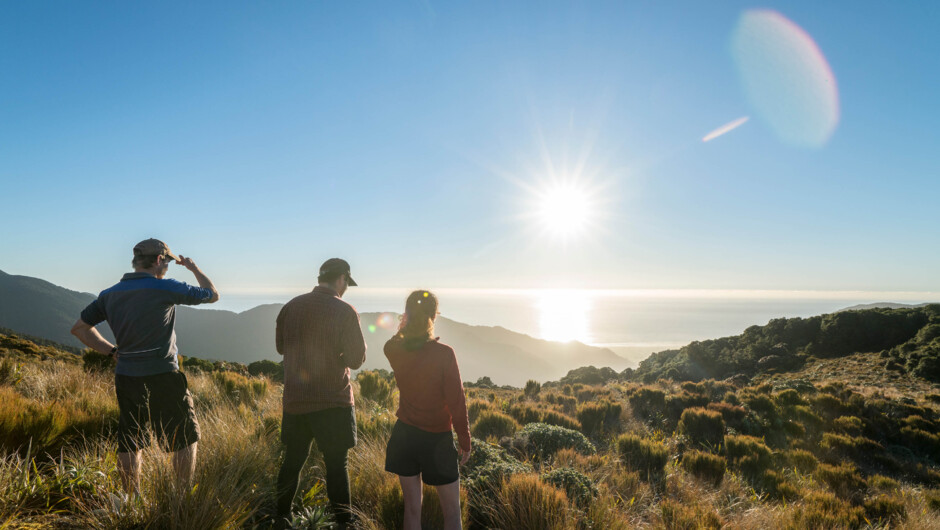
[0,269,107,347]
[634,305,940,383]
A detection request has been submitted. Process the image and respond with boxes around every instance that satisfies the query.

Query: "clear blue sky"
[2,1,938,295]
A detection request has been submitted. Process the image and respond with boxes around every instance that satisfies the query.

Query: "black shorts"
[385,420,459,486]
[115,371,200,453]
[281,406,358,454]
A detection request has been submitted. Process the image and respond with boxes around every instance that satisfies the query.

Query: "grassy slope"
[0,333,939,529]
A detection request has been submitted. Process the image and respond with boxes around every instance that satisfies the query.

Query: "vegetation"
[0,330,939,528]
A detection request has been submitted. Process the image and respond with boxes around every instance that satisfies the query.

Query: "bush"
[678,408,725,449]
[463,438,532,494]
[356,370,395,408]
[926,489,940,512]
[615,434,668,477]
[863,494,906,525]
[508,404,542,425]
[81,350,115,373]
[815,463,867,501]
[211,372,267,407]
[476,474,571,530]
[707,402,747,428]
[783,491,865,529]
[540,467,597,507]
[628,386,666,421]
[516,423,595,461]
[660,499,722,530]
[181,355,216,373]
[523,380,541,398]
[724,435,772,481]
[576,400,622,437]
[760,470,800,501]
[247,359,283,381]
[467,399,493,424]
[681,450,725,485]
[785,449,818,473]
[540,410,581,431]
[471,410,519,440]
[832,415,864,436]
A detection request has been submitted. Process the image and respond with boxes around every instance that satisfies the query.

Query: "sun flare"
[532,182,595,239]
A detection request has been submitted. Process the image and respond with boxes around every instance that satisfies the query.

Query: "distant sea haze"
[213,288,940,365]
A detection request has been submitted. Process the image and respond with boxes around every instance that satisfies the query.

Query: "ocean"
[211,288,938,366]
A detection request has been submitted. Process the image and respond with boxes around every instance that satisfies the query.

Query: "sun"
[532,181,595,239]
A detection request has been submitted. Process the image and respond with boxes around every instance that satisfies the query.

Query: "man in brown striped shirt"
[275,258,366,527]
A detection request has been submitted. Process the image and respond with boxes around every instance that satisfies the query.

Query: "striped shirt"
[276,286,367,414]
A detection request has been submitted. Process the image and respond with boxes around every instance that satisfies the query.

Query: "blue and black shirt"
[80,272,214,376]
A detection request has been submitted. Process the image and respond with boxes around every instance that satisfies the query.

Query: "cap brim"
[165,250,180,262]
[347,276,358,287]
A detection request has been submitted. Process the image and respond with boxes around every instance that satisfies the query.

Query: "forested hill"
[634,305,940,383]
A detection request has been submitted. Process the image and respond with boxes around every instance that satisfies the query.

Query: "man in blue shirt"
[71,238,219,495]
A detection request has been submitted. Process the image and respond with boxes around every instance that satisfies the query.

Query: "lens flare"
[375,312,398,330]
[703,116,750,142]
[732,9,839,147]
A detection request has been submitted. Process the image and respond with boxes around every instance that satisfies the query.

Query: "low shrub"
[815,462,867,501]
[785,449,818,474]
[211,372,267,407]
[604,468,642,503]
[181,355,215,373]
[678,408,724,448]
[523,380,541,398]
[540,410,581,431]
[863,493,906,525]
[463,438,532,493]
[900,426,940,458]
[774,389,806,407]
[516,423,595,461]
[246,359,283,381]
[867,474,899,491]
[681,450,725,485]
[467,399,493,424]
[471,410,519,440]
[783,491,865,529]
[760,470,800,501]
[615,434,668,477]
[820,432,884,460]
[540,467,598,507]
[81,351,114,373]
[576,400,622,437]
[508,403,542,425]
[706,402,747,428]
[724,435,773,481]
[475,473,571,530]
[926,489,940,512]
[628,386,666,421]
[356,370,395,408]
[832,415,864,436]
[659,499,722,530]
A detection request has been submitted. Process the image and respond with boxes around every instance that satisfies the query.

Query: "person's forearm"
[73,326,114,355]
[190,267,220,302]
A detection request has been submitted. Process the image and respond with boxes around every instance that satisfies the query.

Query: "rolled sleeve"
[80,299,106,326]
[167,280,214,305]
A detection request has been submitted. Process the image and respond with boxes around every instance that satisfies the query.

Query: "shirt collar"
[313,285,339,297]
[121,272,157,281]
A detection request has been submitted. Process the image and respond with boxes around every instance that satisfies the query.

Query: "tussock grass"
[1,336,939,528]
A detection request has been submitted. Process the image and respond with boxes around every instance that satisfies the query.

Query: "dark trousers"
[276,406,357,524]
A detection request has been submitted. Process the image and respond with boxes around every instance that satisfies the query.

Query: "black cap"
[318,258,357,286]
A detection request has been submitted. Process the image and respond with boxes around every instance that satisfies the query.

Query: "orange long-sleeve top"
[384,336,471,452]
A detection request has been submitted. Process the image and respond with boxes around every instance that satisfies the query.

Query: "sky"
[2,1,939,298]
